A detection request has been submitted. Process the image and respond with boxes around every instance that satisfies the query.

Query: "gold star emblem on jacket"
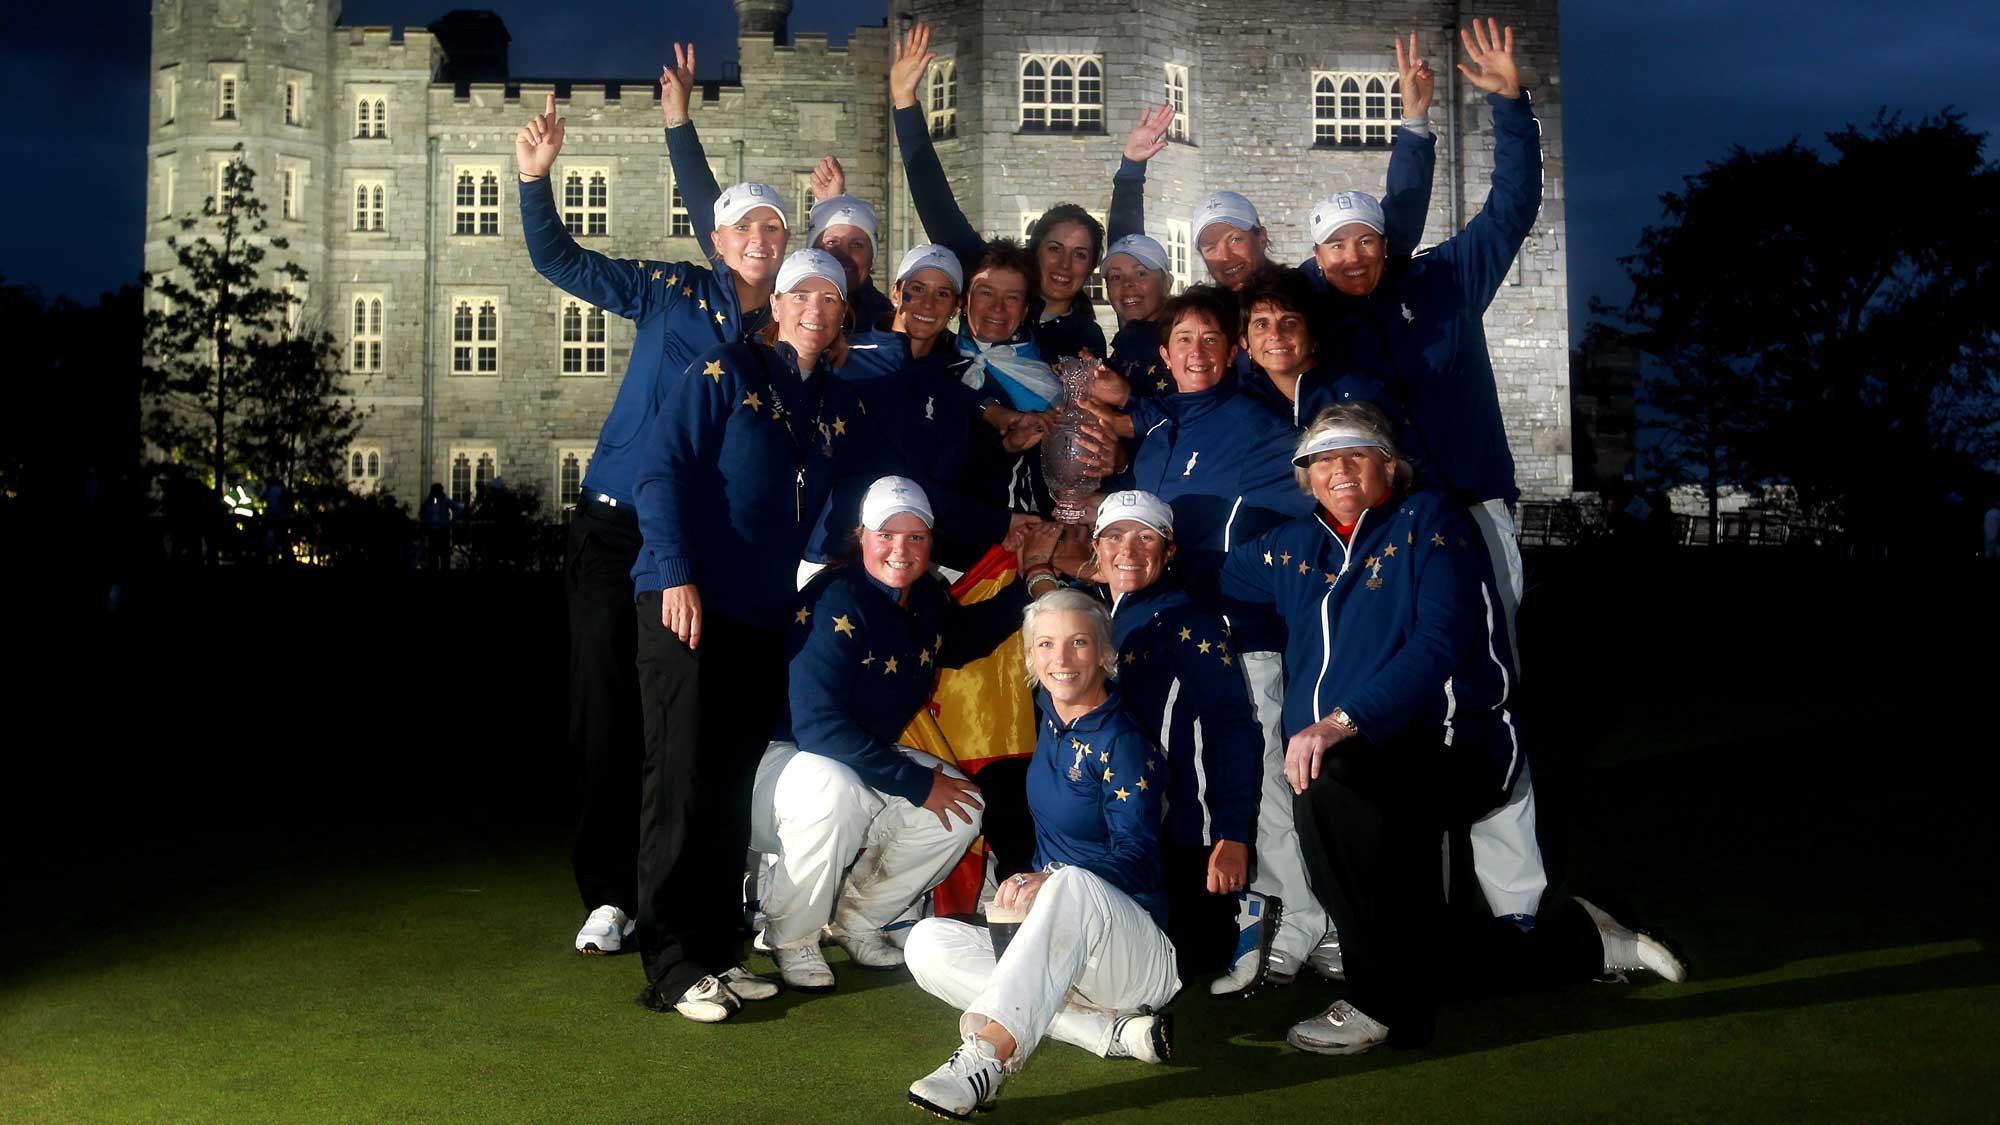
[703,359,725,380]
[714,311,725,324]
[743,391,763,412]
[832,614,856,637]
[793,606,810,624]
[650,269,662,281]
[1112,786,1131,801]
[1432,532,1447,546]
[883,655,898,674]
[1197,640,1211,653]
[1178,627,1192,641]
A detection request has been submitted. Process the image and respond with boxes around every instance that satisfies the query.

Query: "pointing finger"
[544,91,556,117]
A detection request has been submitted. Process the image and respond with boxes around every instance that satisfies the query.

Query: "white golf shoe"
[718,965,781,1002]
[1105,1008,1173,1064]
[830,927,906,969]
[1287,999,1390,1056]
[769,940,836,992]
[908,1035,1006,1119]
[671,974,741,1024]
[1576,897,1687,983]
[573,905,634,955]
[1209,892,1283,996]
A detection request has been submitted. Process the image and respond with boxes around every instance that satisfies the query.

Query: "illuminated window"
[927,59,958,140]
[350,293,384,372]
[1163,64,1189,143]
[348,446,383,492]
[1164,219,1192,294]
[217,74,239,120]
[281,165,299,219]
[561,166,610,236]
[556,447,593,510]
[353,179,385,231]
[560,299,607,375]
[355,96,387,139]
[451,296,500,374]
[453,167,501,235]
[1313,71,1402,147]
[1020,54,1103,133]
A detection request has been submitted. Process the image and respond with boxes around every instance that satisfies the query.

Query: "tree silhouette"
[1603,110,1999,545]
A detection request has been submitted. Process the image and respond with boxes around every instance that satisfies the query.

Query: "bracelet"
[1025,571,1060,594]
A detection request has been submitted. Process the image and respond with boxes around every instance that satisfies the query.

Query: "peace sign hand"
[1393,32,1434,120]
[660,42,696,127]
[1456,17,1521,101]
[1122,104,1176,163]
[515,93,565,179]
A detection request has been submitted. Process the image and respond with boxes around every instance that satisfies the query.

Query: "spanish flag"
[898,545,1038,915]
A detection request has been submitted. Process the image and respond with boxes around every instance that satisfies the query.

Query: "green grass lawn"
[5,558,1995,1121]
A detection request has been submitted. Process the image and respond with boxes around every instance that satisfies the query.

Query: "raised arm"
[516,93,649,318]
[890,22,984,268]
[661,43,723,260]
[1381,33,1437,259]
[1109,104,1174,244]
[1443,18,1541,311]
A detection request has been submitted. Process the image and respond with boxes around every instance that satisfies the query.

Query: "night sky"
[9,0,1998,344]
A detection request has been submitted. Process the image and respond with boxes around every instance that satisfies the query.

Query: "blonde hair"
[1019,588,1118,686]
[1292,402,1411,493]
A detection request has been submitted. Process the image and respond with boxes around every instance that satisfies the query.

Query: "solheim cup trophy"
[1039,356,1105,524]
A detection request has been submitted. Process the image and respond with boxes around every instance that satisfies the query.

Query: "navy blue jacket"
[1028,688,1169,928]
[1102,582,1261,848]
[520,175,767,506]
[1307,93,1543,504]
[1217,490,1523,794]
[892,104,1106,362]
[819,329,1013,568]
[631,335,876,630]
[775,566,1027,805]
[1109,318,1171,398]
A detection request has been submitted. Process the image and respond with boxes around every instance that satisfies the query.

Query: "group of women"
[517,17,1685,1119]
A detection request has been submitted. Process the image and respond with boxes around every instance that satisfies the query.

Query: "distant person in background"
[419,483,462,572]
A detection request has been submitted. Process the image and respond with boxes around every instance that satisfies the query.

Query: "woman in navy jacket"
[628,249,879,1024]
[904,590,1179,1119]
[1219,403,1685,1056]
[514,93,787,958]
[750,477,1046,992]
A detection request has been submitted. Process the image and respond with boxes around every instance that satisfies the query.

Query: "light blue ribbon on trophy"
[956,334,1060,412]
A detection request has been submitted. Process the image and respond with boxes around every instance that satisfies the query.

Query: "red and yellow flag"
[898,545,1038,915]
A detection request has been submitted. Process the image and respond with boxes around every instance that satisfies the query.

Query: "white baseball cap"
[1292,424,1392,466]
[775,248,849,300]
[1309,191,1387,244]
[1092,490,1175,539]
[894,243,964,291]
[1191,191,1260,239]
[1103,234,1169,273]
[860,475,934,530]
[713,181,789,228]
[807,195,879,258]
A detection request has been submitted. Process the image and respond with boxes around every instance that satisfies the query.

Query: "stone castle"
[144,0,1568,510]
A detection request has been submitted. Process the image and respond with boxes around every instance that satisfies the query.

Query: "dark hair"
[1027,204,1106,271]
[1237,265,1322,343]
[966,237,1038,297]
[1155,284,1240,343]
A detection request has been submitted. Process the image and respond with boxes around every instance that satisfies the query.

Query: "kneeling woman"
[904,590,1179,1120]
[755,477,1047,991]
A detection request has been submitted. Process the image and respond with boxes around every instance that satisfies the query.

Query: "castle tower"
[734,0,795,44]
[145,0,338,333]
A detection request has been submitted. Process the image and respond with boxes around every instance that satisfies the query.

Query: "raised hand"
[1121,104,1176,163]
[660,42,696,127]
[1393,32,1434,120]
[1456,18,1520,100]
[809,155,846,203]
[515,92,565,179]
[890,21,936,111]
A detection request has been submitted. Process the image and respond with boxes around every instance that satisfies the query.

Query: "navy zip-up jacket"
[1306,92,1543,504]
[520,175,767,506]
[1217,489,1523,794]
[631,335,876,631]
[775,566,1028,805]
[1028,687,1169,928]
[892,104,1107,362]
[815,329,1014,568]
[1126,373,1310,607]
[1101,581,1261,849]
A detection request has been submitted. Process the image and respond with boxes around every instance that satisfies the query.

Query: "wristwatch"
[1328,707,1359,737]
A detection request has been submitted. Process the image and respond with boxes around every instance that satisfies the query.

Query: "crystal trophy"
[1039,356,1105,524]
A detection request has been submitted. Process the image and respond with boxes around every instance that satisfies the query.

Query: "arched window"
[1312,71,1402,147]
[1020,55,1103,133]
[927,60,958,140]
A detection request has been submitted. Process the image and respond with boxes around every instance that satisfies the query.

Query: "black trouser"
[566,500,643,914]
[1165,842,1240,977]
[1296,733,1601,1047]
[633,600,787,1005]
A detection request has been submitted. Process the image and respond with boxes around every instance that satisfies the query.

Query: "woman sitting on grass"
[902,589,1179,1119]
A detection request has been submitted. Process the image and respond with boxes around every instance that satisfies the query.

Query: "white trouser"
[905,866,1180,1067]
[1241,648,1330,962]
[749,741,980,949]
[1464,498,1548,918]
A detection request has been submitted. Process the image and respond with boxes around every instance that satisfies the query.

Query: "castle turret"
[734,0,794,44]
